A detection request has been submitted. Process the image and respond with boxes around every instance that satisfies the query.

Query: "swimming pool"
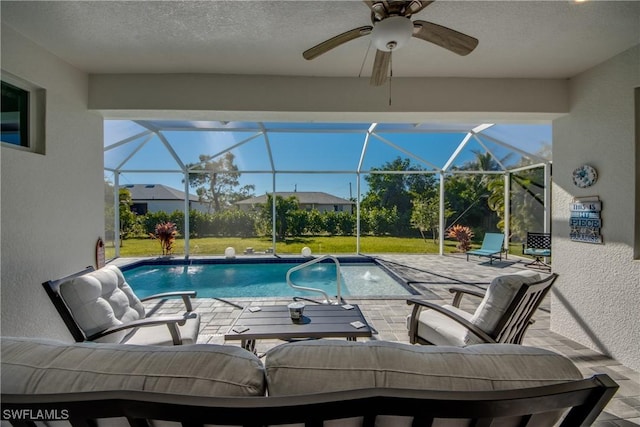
[122,259,413,299]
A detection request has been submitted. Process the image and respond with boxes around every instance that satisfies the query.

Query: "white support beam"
[446,170,504,175]
[114,169,190,174]
[204,132,263,164]
[371,133,441,171]
[356,172,361,254]
[366,170,440,175]
[184,172,190,258]
[508,162,547,173]
[114,172,120,258]
[544,162,551,234]
[157,132,186,171]
[472,134,506,171]
[259,124,275,173]
[471,123,495,134]
[259,124,277,254]
[439,173,445,255]
[475,132,547,164]
[115,133,154,170]
[357,124,376,173]
[442,132,473,172]
[504,173,510,253]
[272,173,277,253]
[104,130,153,151]
[543,162,551,264]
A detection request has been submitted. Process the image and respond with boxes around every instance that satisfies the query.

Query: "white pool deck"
[112,253,640,425]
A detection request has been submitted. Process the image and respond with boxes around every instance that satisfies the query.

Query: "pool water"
[123,262,411,299]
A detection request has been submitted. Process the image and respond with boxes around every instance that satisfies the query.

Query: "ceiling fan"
[303,0,478,86]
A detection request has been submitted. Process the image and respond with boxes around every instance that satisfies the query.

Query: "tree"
[118,187,141,239]
[487,178,506,230]
[361,157,437,235]
[446,150,509,234]
[259,194,300,240]
[444,176,488,231]
[362,157,436,211]
[362,206,399,236]
[187,152,255,213]
[411,196,454,243]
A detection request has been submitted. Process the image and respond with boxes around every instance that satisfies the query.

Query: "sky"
[104,121,552,201]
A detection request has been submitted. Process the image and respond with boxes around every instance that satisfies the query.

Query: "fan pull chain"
[388,52,393,106]
[359,40,373,78]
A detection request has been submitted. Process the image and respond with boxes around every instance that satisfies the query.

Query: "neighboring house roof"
[236,192,354,206]
[121,184,199,202]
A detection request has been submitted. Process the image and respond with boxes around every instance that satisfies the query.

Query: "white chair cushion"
[59,266,146,343]
[1,337,265,397]
[467,270,541,344]
[411,304,473,346]
[106,265,146,316]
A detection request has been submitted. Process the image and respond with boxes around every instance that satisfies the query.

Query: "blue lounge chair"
[466,232,505,264]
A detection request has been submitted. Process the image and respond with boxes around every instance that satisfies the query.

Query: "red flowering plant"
[446,224,474,252]
[154,221,177,256]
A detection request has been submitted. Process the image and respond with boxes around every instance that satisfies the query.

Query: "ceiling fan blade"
[303,26,373,60]
[370,49,391,86]
[412,20,478,56]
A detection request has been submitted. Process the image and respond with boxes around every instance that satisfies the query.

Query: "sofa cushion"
[467,270,541,344]
[264,340,582,396]
[59,265,146,343]
[1,337,266,397]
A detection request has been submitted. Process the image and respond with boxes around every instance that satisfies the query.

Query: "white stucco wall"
[1,27,103,340]
[552,45,640,371]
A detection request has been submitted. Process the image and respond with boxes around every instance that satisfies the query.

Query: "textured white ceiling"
[2,1,639,79]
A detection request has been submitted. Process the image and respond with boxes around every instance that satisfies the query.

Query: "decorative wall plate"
[572,164,598,188]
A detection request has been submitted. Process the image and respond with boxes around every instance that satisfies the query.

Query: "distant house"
[121,184,209,214]
[235,192,354,213]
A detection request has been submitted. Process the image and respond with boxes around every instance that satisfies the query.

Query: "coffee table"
[225,304,372,352]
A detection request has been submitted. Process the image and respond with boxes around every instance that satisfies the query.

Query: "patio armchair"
[466,232,506,264]
[42,265,200,345]
[523,231,552,270]
[407,270,557,346]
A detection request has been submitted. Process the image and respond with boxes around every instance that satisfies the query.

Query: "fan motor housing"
[371,16,413,52]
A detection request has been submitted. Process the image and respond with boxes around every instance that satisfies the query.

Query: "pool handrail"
[286,255,342,304]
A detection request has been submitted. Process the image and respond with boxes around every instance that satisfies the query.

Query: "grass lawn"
[107,235,529,259]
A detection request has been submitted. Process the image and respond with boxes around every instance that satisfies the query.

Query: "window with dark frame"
[1,80,30,148]
[131,203,148,215]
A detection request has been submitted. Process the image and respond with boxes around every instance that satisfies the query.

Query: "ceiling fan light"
[371,16,413,52]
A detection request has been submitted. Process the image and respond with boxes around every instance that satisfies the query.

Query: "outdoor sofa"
[1,336,617,426]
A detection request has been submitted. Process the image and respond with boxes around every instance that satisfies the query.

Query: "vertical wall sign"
[569,196,603,244]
